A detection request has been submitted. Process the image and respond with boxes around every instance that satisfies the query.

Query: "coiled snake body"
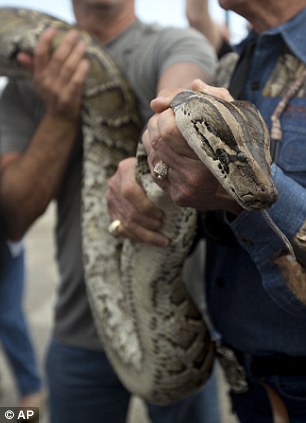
[0,8,278,404]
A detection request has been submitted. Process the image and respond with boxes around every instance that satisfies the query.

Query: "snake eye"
[236,151,248,162]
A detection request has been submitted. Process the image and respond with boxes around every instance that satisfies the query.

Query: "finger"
[58,58,90,107]
[159,161,203,208]
[57,38,88,85]
[150,87,183,113]
[142,120,169,177]
[107,186,169,247]
[39,30,81,79]
[17,52,34,72]
[108,176,163,225]
[144,114,183,178]
[70,58,90,91]
[118,221,170,248]
[128,189,163,223]
[34,27,59,72]
[191,78,209,92]
[143,115,161,155]
[154,109,197,158]
[191,78,234,101]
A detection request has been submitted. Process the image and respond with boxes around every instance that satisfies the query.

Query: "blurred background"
[0,0,248,42]
[0,0,248,93]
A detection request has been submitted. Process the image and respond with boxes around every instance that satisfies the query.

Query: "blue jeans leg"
[230,375,306,423]
[46,340,221,423]
[147,363,221,423]
[45,340,131,423]
[0,245,41,396]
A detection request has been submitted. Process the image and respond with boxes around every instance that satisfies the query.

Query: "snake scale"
[0,8,278,404]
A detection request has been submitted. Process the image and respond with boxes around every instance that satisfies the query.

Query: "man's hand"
[143,80,242,214]
[106,157,169,247]
[17,27,90,121]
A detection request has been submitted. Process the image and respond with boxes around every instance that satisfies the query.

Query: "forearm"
[157,62,213,93]
[186,0,223,52]
[0,114,78,240]
[0,28,89,240]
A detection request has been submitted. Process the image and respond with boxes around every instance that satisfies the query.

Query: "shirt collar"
[236,8,306,64]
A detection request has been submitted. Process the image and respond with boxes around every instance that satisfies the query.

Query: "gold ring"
[153,160,169,181]
[108,219,122,237]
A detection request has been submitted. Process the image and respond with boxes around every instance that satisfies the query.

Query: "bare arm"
[0,28,89,240]
[186,0,230,53]
[157,61,211,92]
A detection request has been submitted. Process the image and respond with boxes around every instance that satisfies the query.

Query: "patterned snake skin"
[0,8,278,405]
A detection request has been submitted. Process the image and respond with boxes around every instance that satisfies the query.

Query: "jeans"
[230,373,306,422]
[46,339,221,423]
[0,242,41,396]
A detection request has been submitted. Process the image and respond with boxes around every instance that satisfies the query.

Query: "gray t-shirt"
[0,19,216,350]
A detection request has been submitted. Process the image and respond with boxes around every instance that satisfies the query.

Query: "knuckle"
[137,201,151,216]
[163,120,178,140]
[107,176,115,191]
[118,159,128,172]
[52,49,64,66]
[40,77,55,95]
[188,169,201,187]
[151,134,161,150]
[125,209,137,225]
[62,62,75,76]
[172,185,192,207]
[121,183,134,200]
[218,87,231,99]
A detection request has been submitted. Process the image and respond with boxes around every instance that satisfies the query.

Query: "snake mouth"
[240,186,279,211]
[171,90,199,110]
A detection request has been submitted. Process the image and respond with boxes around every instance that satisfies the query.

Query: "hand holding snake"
[106,157,169,247]
[145,84,243,214]
[108,82,244,245]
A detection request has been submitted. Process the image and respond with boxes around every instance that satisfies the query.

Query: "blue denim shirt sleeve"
[228,164,306,316]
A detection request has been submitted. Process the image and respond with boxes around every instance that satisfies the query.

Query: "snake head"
[171,90,278,211]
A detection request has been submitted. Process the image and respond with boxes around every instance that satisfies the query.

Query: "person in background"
[0,0,219,422]
[186,0,232,58]
[0,238,43,413]
[106,0,306,421]
[0,99,44,413]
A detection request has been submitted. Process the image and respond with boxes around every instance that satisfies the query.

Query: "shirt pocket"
[277,124,306,188]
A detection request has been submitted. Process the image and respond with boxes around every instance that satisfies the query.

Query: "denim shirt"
[206,8,306,355]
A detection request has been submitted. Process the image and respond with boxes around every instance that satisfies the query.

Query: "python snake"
[0,8,278,404]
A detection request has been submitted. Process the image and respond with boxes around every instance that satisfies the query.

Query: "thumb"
[150,87,183,113]
[17,52,34,72]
